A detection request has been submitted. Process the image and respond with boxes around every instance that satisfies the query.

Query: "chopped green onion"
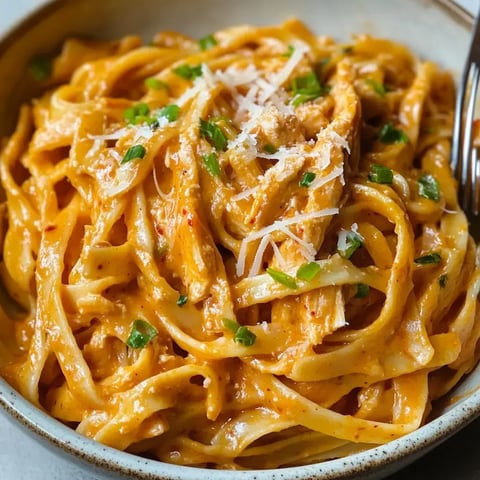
[29,55,52,81]
[342,45,354,54]
[144,77,168,90]
[299,171,316,187]
[223,318,240,333]
[126,319,158,348]
[173,64,203,80]
[418,173,440,201]
[291,72,330,107]
[121,144,146,163]
[378,123,409,144]
[266,267,298,289]
[157,104,180,123]
[199,33,218,51]
[282,44,295,58]
[365,78,386,98]
[176,294,188,307]
[337,229,364,259]
[235,326,257,346]
[202,152,221,177]
[355,283,370,298]
[414,252,442,265]
[263,144,277,154]
[199,119,228,151]
[222,318,256,346]
[439,274,448,288]
[368,164,393,184]
[123,103,151,125]
[296,262,321,281]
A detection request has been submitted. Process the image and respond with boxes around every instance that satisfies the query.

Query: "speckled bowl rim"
[0,1,479,479]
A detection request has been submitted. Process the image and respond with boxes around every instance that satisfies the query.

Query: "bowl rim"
[3,375,480,480]
[0,0,478,479]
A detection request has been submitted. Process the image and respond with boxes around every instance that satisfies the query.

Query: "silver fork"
[451,8,480,216]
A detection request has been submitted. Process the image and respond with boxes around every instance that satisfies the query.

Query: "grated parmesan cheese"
[269,238,287,270]
[87,128,129,142]
[236,208,339,276]
[248,234,272,277]
[309,165,344,190]
[230,186,257,202]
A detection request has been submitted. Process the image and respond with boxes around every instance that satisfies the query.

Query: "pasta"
[0,17,479,469]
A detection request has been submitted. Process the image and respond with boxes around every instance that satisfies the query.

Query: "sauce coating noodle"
[0,18,479,469]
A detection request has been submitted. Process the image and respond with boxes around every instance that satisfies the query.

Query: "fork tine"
[473,147,480,215]
[452,8,480,216]
[461,63,480,213]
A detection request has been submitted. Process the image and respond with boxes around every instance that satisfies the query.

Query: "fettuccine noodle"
[0,18,479,469]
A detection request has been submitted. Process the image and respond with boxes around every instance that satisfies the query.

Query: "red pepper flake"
[44,225,57,232]
[181,207,194,226]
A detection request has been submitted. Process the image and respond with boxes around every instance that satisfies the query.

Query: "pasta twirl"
[0,18,479,469]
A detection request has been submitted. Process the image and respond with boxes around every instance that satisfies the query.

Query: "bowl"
[0,1,478,479]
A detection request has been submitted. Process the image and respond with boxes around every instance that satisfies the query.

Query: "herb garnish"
[378,123,409,144]
[199,33,218,51]
[121,145,146,163]
[296,262,321,281]
[202,152,221,177]
[291,72,330,107]
[368,164,394,184]
[414,253,442,265]
[223,318,256,346]
[126,319,158,349]
[199,119,228,151]
[266,267,298,289]
[418,174,440,201]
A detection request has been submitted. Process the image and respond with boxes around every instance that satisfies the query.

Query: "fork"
[451,7,480,216]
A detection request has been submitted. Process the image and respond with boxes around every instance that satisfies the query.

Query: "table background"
[1,0,480,478]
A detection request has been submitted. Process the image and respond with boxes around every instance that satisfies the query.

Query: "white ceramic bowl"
[0,1,478,479]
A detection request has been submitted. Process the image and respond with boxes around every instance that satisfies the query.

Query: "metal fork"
[451,7,480,216]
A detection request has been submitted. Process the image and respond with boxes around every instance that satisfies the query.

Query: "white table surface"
[1,1,480,479]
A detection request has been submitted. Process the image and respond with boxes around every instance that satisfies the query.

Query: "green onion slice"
[126,319,158,349]
[439,274,448,288]
[418,173,440,201]
[176,294,188,307]
[414,252,442,265]
[368,164,393,184]
[199,119,228,151]
[299,171,316,187]
[157,104,180,123]
[283,44,295,57]
[263,144,277,154]
[123,103,151,125]
[222,318,256,346]
[144,77,168,90]
[337,229,364,259]
[378,123,409,144]
[296,262,321,281]
[291,72,330,107]
[202,152,221,177]
[29,55,52,81]
[266,267,298,289]
[173,64,203,80]
[121,145,146,164]
[355,283,370,298]
[199,33,218,51]
[365,78,386,98]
